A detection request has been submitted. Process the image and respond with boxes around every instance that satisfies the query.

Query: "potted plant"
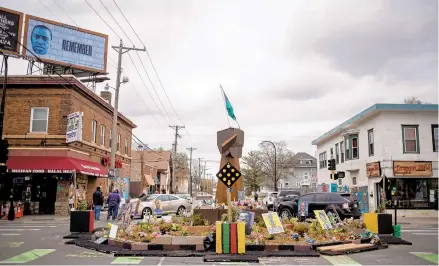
[364,192,393,234]
[70,200,94,233]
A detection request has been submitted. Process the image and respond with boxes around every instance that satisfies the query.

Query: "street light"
[261,141,277,191]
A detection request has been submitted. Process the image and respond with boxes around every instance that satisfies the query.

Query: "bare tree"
[242,151,265,193]
[404,96,430,104]
[258,141,295,191]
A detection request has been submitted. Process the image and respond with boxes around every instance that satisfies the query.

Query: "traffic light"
[0,139,9,164]
[328,159,336,171]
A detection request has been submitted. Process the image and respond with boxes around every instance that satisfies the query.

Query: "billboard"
[0,7,23,55]
[66,112,83,143]
[23,15,108,73]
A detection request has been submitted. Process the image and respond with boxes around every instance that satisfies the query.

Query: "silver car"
[133,194,192,218]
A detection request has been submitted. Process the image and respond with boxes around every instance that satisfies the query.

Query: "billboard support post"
[109,39,145,192]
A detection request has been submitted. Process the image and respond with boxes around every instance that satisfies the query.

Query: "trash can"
[393,224,401,238]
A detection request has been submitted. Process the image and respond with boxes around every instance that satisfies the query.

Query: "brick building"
[0,75,136,215]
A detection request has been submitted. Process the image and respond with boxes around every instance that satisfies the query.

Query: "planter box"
[186,226,212,234]
[131,243,149,251]
[187,236,205,245]
[151,236,172,245]
[364,213,393,234]
[294,244,312,252]
[70,210,94,233]
[246,245,265,251]
[278,245,295,251]
[171,236,188,245]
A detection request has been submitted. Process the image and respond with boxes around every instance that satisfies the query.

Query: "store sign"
[9,169,74,173]
[393,161,433,176]
[22,15,108,73]
[366,162,381,177]
[101,156,122,168]
[0,7,23,55]
[66,112,82,143]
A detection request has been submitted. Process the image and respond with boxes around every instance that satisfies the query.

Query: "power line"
[99,0,136,46]
[126,52,170,124]
[52,0,78,26]
[112,0,185,126]
[84,0,122,40]
[129,83,160,125]
[38,0,62,22]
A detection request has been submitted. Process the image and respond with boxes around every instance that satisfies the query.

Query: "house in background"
[282,152,317,189]
[130,151,171,195]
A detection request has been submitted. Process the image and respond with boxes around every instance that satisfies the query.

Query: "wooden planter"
[70,210,94,233]
[183,226,212,234]
[364,213,393,234]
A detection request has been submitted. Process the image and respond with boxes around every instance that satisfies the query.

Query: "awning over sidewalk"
[7,156,108,177]
[144,174,155,186]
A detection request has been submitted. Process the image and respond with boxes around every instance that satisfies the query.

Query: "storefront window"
[386,178,438,209]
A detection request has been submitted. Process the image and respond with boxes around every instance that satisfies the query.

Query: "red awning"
[7,156,108,177]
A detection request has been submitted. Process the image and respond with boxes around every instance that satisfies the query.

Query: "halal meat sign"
[216,162,241,188]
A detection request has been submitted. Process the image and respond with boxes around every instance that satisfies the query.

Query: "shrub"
[159,223,172,234]
[138,222,154,233]
[255,217,266,228]
[171,223,182,232]
[192,214,207,226]
[293,222,309,236]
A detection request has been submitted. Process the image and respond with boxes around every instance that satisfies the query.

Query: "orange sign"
[393,161,433,176]
[366,162,381,177]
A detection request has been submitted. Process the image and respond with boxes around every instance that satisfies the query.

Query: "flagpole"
[220,85,232,128]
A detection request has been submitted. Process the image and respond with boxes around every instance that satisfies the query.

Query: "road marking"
[6,242,24,248]
[0,225,56,228]
[410,252,438,264]
[0,229,40,231]
[1,234,20,236]
[111,257,143,264]
[412,232,438,235]
[322,255,361,265]
[0,249,55,264]
[401,229,438,232]
[157,257,165,266]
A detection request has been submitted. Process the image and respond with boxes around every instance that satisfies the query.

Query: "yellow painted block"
[216,221,222,254]
[364,213,378,234]
[237,222,246,254]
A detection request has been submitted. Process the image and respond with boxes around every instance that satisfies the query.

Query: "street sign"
[216,162,241,188]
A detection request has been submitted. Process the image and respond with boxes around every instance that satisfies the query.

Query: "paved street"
[0,216,436,265]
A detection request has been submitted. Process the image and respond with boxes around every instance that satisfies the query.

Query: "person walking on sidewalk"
[107,189,121,221]
[93,187,104,221]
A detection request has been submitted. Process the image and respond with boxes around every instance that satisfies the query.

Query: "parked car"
[175,193,193,203]
[277,192,361,220]
[262,192,278,210]
[132,194,192,219]
[273,190,301,211]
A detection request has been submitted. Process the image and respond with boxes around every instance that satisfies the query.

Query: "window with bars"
[101,125,105,146]
[402,125,419,153]
[30,107,49,133]
[92,120,97,143]
[335,143,339,164]
[368,129,374,156]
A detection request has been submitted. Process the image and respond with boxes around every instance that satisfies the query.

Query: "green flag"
[221,87,237,121]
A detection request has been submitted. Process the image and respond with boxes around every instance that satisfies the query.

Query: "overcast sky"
[2,0,438,176]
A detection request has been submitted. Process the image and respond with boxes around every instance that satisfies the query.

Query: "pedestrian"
[93,187,104,221]
[106,189,121,221]
[254,192,259,203]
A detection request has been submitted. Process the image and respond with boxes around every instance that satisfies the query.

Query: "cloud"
[1,0,437,176]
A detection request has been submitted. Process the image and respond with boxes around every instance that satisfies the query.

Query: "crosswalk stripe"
[410,252,438,264]
[401,230,438,232]
[1,234,20,236]
[322,255,361,265]
[0,226,57,228]
[0,229,41,231]
[412,233,438,235]
[111,257,143,264]
[0,249,55,264]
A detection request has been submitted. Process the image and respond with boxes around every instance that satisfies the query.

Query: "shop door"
[38,176,57,214]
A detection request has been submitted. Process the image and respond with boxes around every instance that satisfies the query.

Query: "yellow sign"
[262,212,284,234]
[393,161,433,176]
[216,162,242,188]
[314,210,333,230]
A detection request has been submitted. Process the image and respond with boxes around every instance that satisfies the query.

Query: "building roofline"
[1,75,137,128]
[311,103,438,145]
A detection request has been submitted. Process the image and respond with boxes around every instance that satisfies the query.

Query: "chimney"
[100,90,112,106]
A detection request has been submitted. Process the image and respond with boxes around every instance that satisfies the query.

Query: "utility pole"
[203,161,207,192]
[110,39,145,191]
[194,157,203,193]
[186,147,196,196]
[169,125,185,193]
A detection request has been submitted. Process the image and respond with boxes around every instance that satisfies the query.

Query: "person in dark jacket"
[93,187,104,220]
[107,189,121,221]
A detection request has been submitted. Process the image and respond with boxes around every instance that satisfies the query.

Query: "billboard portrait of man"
[31,25,52,55]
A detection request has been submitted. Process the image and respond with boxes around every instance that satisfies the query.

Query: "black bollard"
[8,195,14,221]
[394,200,397,226]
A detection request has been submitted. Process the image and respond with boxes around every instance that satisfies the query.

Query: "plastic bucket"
[393,224,401,238]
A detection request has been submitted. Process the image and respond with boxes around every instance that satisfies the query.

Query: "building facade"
[312,104,438,212]
[283,152,317,189]
[0,75,136,215]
